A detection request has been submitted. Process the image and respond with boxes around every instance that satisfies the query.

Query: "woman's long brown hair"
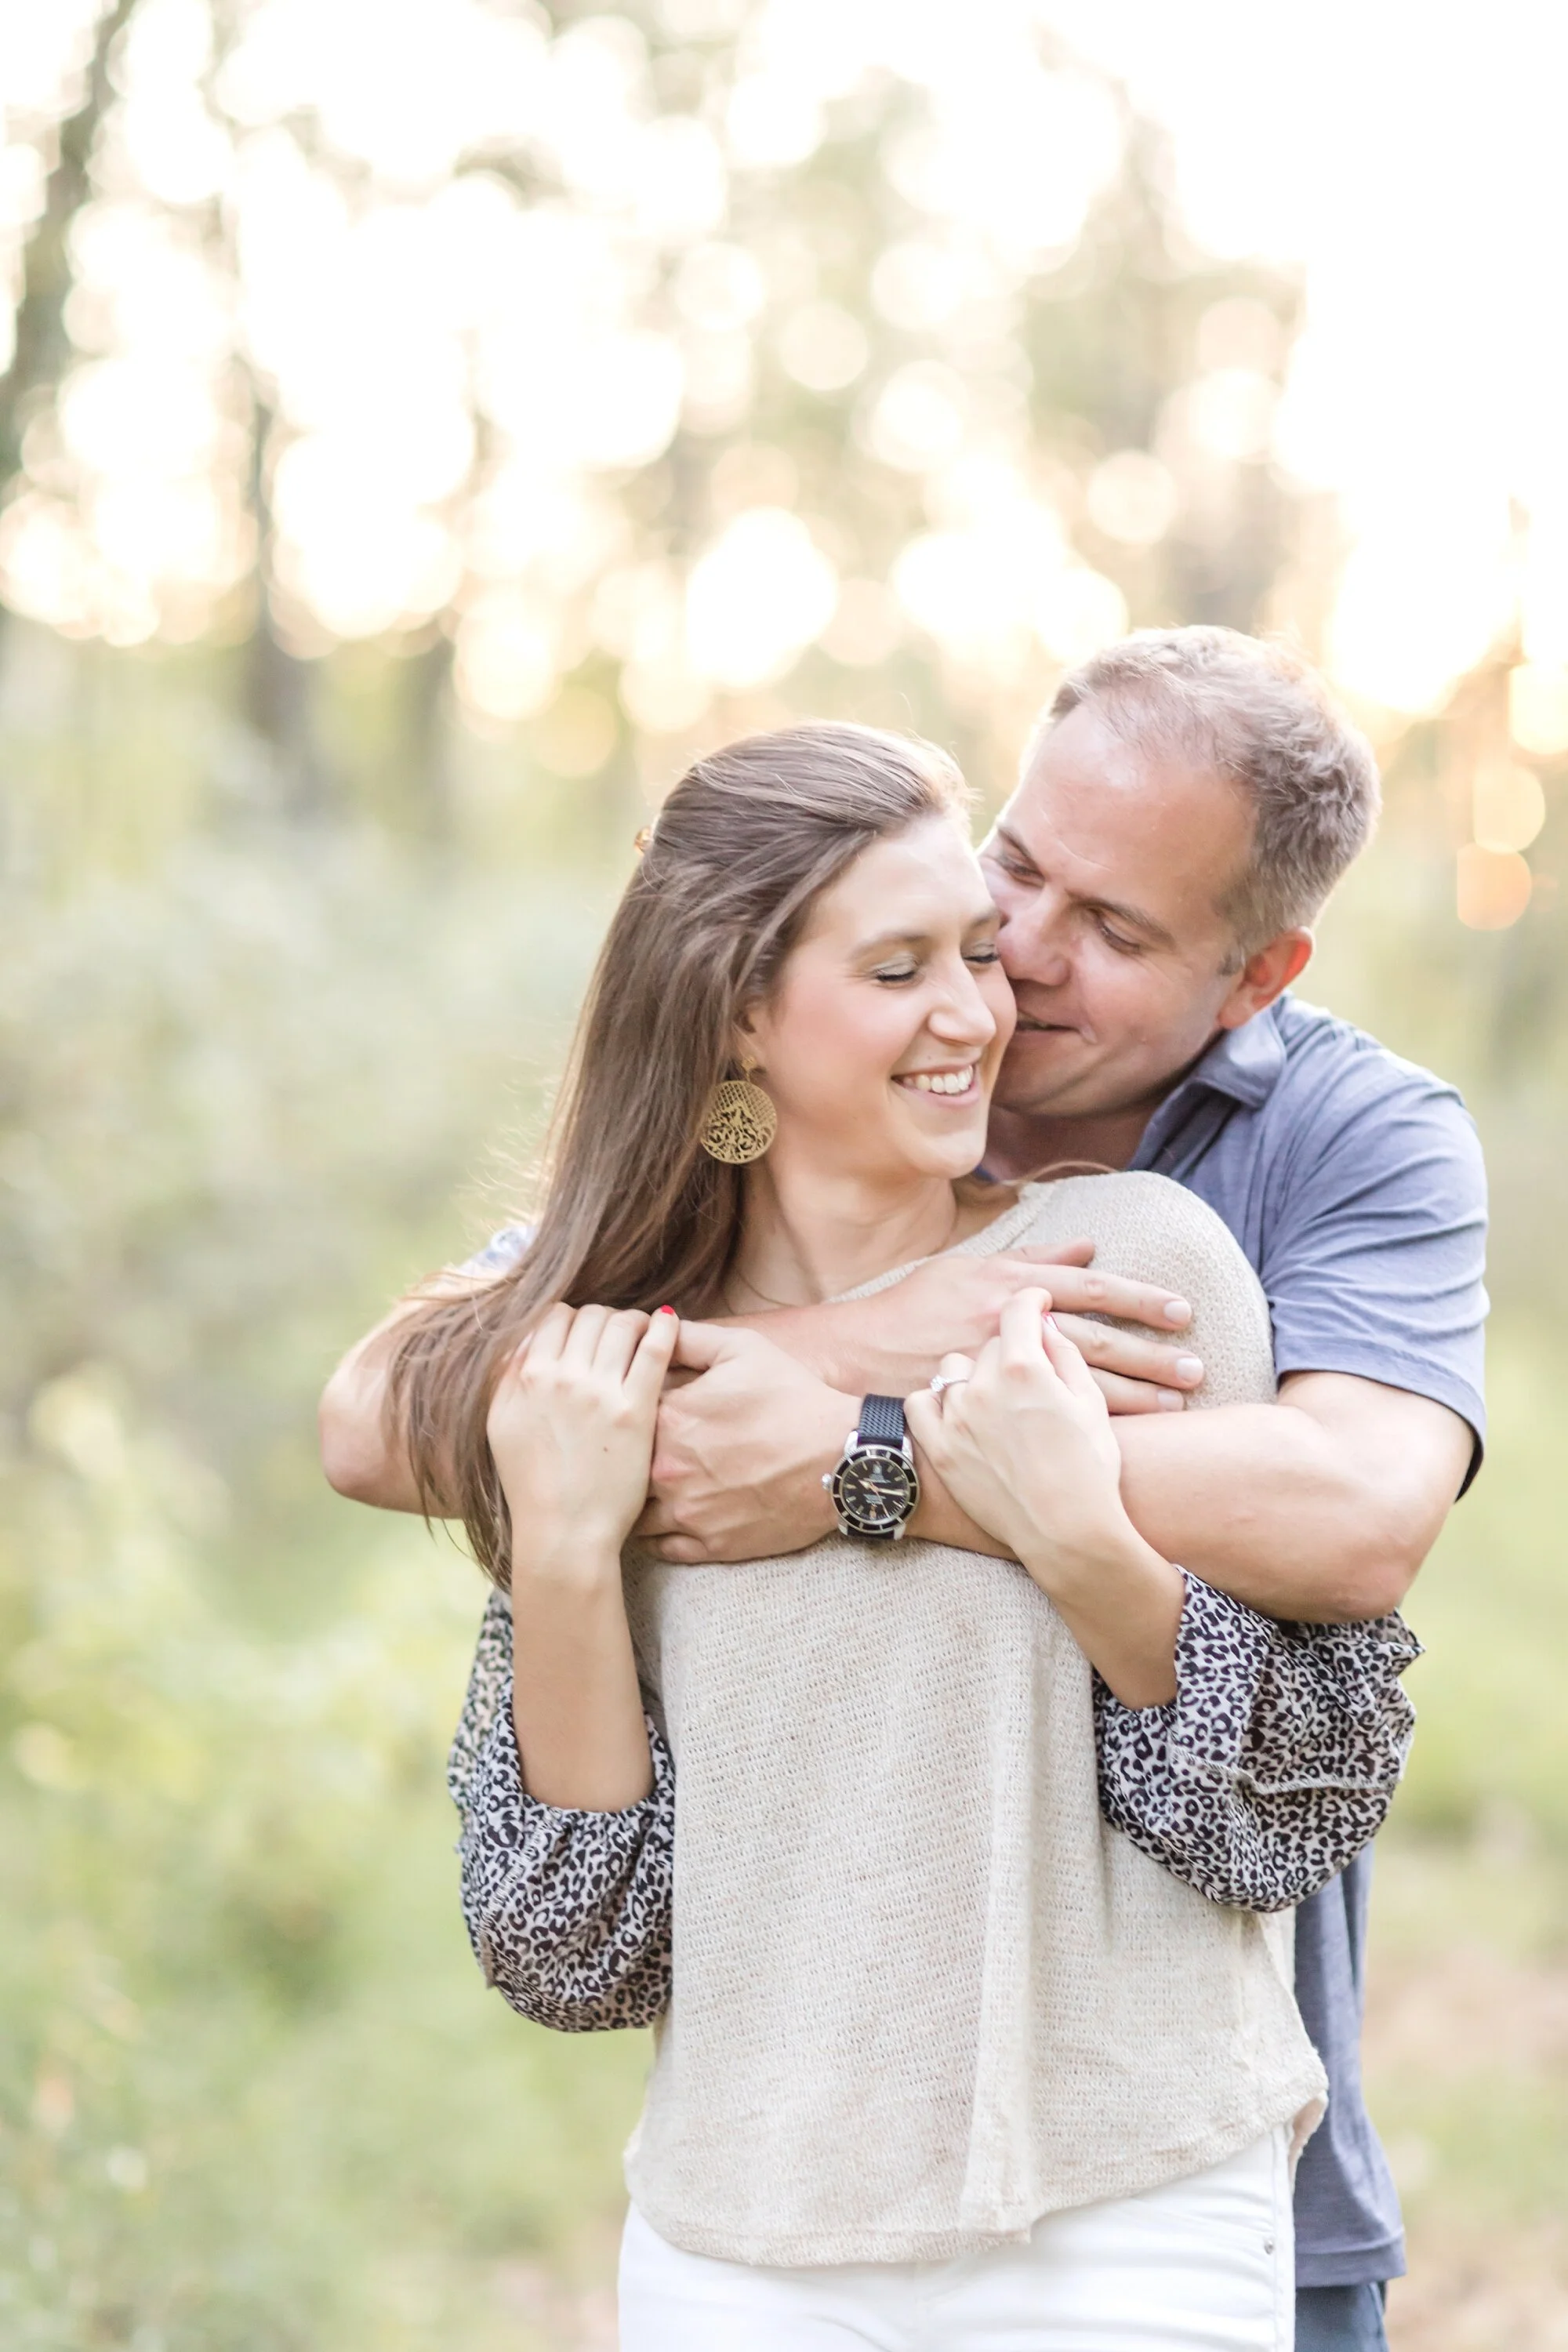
[389,720,970,1582]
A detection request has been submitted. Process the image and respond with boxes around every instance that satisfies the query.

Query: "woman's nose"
[929,968,998,1046]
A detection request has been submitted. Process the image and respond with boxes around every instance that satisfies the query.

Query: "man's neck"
[982,1100,1156,1185]
[983,1021,1237,1185]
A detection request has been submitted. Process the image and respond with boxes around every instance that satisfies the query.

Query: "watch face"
[831,1444,920,1535]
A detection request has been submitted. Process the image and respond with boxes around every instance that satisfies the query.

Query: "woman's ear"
[731,1006,764,1073]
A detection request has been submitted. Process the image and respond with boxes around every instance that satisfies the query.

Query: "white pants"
[619,2130,1293,2351]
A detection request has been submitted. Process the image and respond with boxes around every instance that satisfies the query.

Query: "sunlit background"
[3,5,1566,2347]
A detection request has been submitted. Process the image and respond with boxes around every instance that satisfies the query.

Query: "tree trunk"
[0,0,140,488]
[243,379,328,813]
[0,0,140,665]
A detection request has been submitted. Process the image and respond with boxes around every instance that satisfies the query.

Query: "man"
[323,627,1486,2351]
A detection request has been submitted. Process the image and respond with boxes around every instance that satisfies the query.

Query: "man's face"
[981,704,1268,1122]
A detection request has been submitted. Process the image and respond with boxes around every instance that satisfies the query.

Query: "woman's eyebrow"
[852,927,930,955]
[853,907,1000,956]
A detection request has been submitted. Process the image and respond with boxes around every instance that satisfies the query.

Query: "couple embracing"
[324,627,1486,2352]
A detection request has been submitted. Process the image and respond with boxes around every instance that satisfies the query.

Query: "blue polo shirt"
[1129,993,1489,2286]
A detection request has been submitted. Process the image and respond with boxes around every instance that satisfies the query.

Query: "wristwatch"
[822,1394,920,1542]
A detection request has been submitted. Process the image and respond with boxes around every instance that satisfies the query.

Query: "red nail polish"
[657,1304,677,1316]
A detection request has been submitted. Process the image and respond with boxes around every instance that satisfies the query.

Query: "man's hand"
[753,1240,1203,1414]
[635,1323,854,1563]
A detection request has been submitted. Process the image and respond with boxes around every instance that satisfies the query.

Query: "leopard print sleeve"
[449,1592,673,2032]
[447,1588,514,1811]
[1095,1572,1422,1914]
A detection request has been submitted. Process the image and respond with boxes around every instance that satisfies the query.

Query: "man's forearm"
[1111,1403,1385,1618]
[911,1407,1399,1618]
[320,1299,456,1515]
[712,1303,859,1386]
[1112,1377,1467,1621]
[915,1374,1472,1621]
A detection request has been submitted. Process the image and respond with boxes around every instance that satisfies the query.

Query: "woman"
[387,724,1417,2349]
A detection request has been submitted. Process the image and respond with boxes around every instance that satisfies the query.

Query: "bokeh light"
[3,0,1564,906]
[685,506,837,689]
[0,0,1192,739]
[1510,663,1568,760]
[1457,841,1534,931]
[1473,765,1546,858]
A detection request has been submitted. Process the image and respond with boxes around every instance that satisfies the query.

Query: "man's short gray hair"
[1044,627,1381,953]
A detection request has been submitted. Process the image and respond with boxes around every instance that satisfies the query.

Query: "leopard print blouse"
[449,1575,1420,2034]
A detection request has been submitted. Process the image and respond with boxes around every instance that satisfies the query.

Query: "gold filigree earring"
[699,1058,777,1164]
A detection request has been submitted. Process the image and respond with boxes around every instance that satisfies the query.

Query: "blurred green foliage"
[1386,1330,1568,1846]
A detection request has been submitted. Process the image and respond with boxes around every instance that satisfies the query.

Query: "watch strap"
[858,1392,906,1446]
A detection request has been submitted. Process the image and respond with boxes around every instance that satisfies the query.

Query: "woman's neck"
[729,1151,966,1309]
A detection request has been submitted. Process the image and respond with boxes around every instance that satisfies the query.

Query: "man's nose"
[999,904,1073,990]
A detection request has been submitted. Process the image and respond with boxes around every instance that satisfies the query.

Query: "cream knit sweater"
[619,1172,1328,2266]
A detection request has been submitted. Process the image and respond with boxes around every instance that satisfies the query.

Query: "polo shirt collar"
[1180,1000,1287,1110]
[1128,1002,1288,1175]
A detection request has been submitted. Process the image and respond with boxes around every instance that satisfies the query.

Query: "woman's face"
[743,817,1016,1187]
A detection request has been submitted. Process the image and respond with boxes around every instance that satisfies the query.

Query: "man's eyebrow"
[1086,895,1177,949]
[988,824,1176,949]
[989,822,1039,870]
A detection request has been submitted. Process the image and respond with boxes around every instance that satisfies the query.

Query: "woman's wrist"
[1017,1506,1179,1606]
[509,1534,626,1589]
[507,1541,653,1808]
[1018,1512,1185,1706]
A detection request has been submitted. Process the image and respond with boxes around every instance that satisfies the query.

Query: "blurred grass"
[1363,1324,1568,2346]
[1393,1323,1568,1847]
[1,1374,652,2352]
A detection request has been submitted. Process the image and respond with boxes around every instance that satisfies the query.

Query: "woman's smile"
[893,1062,979,1101]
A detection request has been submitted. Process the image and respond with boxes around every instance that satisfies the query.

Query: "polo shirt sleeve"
[458,1222,533,1277]
[1259,1065,1488,1475]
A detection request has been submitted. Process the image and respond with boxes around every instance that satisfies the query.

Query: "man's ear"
[1215,929,1313,1031]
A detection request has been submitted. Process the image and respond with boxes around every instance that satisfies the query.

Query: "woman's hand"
[904,1288,1183,1706]
[904,1291,1127,1570]
[492,1303,678,1807]
[488,1303,681,1578]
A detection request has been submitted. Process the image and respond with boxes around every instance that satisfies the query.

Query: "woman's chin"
[894,1112,991,1181]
